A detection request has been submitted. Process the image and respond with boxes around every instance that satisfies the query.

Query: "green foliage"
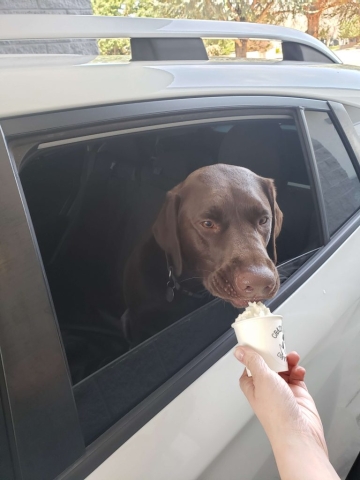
[204,39,234,57]
[92,0,168,55]
[97,38,130,55]
[339,17,360,40]
[158,0,225,21]
[318,26,331,42]
[91,0,290,56]
[91,0,360,56]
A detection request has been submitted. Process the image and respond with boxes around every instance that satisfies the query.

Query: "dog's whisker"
[180,276,204,282]
[196,289,209,295]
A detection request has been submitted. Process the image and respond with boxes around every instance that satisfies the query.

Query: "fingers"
[285,352,306,383]
[286,351,300,370]
[280,365,307,389]
[234,346,269,380]
[234,347,306,387]
[291,365,305,379]
[236,348,301,372]
[290,366,307,386]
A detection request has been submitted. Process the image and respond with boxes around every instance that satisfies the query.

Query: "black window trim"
[295,107,330,244]
[2,95,329,139]
[16,110,296,171]
[2,95,357,480]
[0,128,85,480]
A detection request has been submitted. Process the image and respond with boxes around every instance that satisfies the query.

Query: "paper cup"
[232,315,288,376]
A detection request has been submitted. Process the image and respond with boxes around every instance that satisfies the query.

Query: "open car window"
[18,113,322,445]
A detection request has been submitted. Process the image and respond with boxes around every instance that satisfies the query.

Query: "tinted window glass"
[345,105,360,139]
[305,110,360,235]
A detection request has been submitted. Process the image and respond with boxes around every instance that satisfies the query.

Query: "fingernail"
[235,347,245,362]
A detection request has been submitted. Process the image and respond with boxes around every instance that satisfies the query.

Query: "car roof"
[1,15,359,120]
[1,56,360,119]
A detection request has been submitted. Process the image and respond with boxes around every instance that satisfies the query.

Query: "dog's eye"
[259,216,269,226]
[201,220,214,228]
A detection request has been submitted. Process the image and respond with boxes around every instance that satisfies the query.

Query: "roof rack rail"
[0,15,341,64]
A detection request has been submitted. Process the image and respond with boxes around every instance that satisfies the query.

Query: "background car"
[1,14,360,480]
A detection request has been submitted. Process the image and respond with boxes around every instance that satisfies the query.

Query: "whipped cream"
[234,301,272,321]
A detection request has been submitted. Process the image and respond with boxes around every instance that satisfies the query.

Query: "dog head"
[153,164,283,308]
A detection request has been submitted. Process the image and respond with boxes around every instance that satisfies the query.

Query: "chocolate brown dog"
[123,164,283,345]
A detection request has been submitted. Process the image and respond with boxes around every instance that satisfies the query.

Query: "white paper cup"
[232,315,288,376]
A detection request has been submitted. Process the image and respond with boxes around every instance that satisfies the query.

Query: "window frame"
[1,96,359,480]
[296,107,330,244]
[0,128,85,480]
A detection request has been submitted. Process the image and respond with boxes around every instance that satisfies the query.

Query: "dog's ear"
[264,179,283,265]
[152,190,182,276]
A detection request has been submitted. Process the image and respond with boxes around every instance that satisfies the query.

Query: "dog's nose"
[235,266,276,298]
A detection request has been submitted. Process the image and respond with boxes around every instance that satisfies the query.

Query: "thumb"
[235,346,271,401]
[234,346,270,380]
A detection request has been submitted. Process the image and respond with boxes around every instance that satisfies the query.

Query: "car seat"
[217,120,319,263]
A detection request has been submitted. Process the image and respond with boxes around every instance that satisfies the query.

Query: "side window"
[18,113,321,445]
[305,110,360,235]
[344,104,360,138]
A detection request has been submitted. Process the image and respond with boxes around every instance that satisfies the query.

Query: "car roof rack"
[0,15,341,64]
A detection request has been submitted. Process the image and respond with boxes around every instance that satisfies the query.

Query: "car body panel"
[84,223,360,480]
[1,61,360,119]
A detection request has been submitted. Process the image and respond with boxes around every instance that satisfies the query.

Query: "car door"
[75,103,360,480]
[1,96,360,480]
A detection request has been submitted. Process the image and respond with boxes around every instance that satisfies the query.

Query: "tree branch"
[257,0,275,23]
[226,0,240,21]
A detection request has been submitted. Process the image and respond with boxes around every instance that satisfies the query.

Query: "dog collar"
[165,256,208,303]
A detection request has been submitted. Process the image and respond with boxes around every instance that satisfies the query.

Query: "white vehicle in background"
[1,14,360,480]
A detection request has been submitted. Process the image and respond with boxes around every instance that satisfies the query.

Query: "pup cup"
[232,302,288,377]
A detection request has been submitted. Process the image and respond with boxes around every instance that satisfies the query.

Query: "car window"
[305,110,360,235]
[344,105,360,139]
[19,114,321,445]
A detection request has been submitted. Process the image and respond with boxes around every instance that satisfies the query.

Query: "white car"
[1,14,360,480]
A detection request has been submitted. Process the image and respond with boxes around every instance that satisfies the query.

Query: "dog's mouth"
[229,297,261,308]
[205,271,279,309]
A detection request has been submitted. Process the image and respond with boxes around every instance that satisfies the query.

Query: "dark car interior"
[19,117,321,443]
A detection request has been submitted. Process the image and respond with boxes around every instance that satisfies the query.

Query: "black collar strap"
[165,255,208,303]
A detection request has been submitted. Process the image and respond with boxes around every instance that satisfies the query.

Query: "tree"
[92,0,167,55]
[92,0,360,57]
[92,0,285,57]
[318,25,332,45]
[158,0,289,57]
[282,0,360,39]
[334,0,360,20]
[339,17,360,41]
[226,0,279,57]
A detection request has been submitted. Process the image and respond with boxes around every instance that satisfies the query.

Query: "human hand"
[234,346,327,456]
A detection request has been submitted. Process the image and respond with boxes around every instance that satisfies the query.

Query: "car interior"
[19,116,322,443]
